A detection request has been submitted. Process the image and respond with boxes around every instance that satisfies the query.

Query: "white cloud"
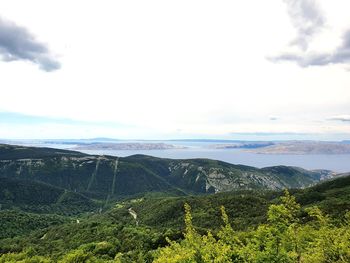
[0,0,350,139]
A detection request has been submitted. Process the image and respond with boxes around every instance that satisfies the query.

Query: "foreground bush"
[154,190,350,263]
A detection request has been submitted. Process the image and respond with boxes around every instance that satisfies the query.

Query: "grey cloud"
[329,30,350,64]
[328,115,350,122]
[283,0,325,50]
[268,0,350,67]
[0,17,60,71]
[269,116,279,121]
[271,30,350,67]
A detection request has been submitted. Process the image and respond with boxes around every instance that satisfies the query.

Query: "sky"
[0,0,350,140]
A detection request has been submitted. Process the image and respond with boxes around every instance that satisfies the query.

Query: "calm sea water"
[68,141,350,173]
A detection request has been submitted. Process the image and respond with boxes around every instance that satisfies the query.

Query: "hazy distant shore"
[246,141,350,155]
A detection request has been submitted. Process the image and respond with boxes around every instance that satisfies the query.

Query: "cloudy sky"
[1,0,350,140]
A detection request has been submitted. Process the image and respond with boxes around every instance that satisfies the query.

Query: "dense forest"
[1,175,350,262]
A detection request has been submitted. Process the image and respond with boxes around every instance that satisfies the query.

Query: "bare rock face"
[166,158,333,194]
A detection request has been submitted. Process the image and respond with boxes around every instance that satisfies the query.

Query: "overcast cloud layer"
[0,17,60,71]
[0,0,349,140]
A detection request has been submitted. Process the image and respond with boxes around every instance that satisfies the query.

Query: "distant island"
[72,142,185,151]
[247,141,350,154]
[208,142,274,149]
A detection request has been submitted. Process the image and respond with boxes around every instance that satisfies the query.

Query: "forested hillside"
[0,171,349,262]
[0,144,348,262]
[0,144,333,201]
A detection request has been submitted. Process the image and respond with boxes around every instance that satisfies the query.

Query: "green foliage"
[0,249,51,263]
[0,210,67,239]
[0,173,99,216]
[154,190,350,263]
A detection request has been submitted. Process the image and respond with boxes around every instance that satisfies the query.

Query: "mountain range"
[0,144,335,206]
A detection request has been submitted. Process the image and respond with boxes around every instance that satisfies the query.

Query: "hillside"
[0,144,84,159]
[0,177,98,214]
[0,144,334,201]
[0,173,349,262]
